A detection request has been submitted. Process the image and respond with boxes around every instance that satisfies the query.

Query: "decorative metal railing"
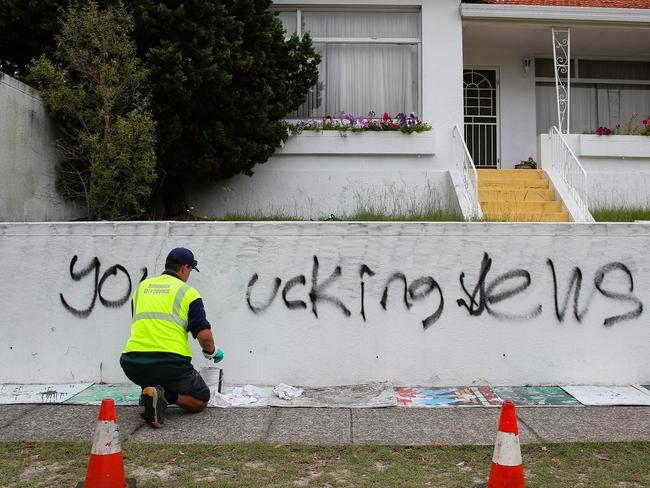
[549,126,589,217]
[552,27,571,134]
[453,125,482,220]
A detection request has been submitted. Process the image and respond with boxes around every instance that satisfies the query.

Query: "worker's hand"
[202,347,224,363]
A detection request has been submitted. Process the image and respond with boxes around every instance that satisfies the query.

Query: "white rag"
[273,383,303,400]
[209,384,263,408]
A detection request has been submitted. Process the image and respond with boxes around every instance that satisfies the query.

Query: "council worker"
[120,247,223,428]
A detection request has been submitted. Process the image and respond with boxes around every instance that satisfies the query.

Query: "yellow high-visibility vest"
[123,274,201,357]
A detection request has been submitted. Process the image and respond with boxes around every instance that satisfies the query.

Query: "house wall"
[2,221,649,386]
[0,73,81,221]
[190,131,460,218]
[539,134,650,208]
[463,40,538,168]
[190,0,465,219]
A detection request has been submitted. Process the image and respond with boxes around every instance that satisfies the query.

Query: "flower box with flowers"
[579,115,650,158]
[280,112,435,155]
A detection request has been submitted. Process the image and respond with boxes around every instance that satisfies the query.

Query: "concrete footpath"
[1,405,649,445]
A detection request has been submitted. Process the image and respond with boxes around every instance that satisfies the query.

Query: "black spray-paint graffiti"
[457,252,542,320]
[246,252,643,328]
[247,255,444,329]
[546,259,643,327]
[60,256,148,318]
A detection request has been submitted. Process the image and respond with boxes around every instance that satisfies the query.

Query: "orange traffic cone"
[487,400,525,488]
[76,398,136,487]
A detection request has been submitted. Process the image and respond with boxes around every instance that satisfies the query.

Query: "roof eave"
[461,4,650,24]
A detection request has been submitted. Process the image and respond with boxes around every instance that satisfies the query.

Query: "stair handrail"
[548,126,590,218]
[452,125,482,220]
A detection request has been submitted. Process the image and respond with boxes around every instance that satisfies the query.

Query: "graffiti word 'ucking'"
[247,253,642,329]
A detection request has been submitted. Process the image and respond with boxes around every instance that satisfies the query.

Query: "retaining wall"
[0,73,81,221]
[1,221,648,386]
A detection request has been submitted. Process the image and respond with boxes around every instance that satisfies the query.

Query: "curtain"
[292,12,420,118]
[536,82,650,134]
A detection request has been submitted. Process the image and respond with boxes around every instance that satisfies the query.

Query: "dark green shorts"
[120,352,210,403]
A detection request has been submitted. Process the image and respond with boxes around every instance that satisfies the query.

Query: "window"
[277,9,421,118]
[535,58,650,134]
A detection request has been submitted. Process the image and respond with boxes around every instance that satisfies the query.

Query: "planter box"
[278,130,436,156]
[579,134,650,158]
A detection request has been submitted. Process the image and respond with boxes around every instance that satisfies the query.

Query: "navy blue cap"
[165,247,199,272]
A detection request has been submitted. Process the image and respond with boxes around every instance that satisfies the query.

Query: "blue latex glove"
[203,347,224,363]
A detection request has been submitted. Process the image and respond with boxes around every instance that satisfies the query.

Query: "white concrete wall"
[539,133,650,208]
[463,38,538,168]
[1,221,648,387]
[0,73,81,221]
[189,153,458,219]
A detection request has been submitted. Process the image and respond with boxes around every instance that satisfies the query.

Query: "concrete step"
[478,180,550,189]
[480,200,563,213]
[478,189,557,201]
[483,211,570,222]
[477,169,544,182]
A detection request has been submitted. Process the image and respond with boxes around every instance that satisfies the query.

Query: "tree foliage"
[131,0,320,214]
[2,0,320,216]
[27,2,157,220]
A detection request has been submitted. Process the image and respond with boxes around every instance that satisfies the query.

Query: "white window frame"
[274,6,423,120]
[534,54,650,86]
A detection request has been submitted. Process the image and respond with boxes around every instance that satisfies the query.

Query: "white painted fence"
[1,221,648,387]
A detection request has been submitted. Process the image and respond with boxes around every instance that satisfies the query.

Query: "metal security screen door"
[463,69,499,167]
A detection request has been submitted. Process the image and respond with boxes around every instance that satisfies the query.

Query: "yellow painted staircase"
[477,169,570,222]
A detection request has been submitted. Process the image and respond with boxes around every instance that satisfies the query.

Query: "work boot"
[141,386,167,428]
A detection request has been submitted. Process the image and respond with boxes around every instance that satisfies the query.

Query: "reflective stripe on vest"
[132,283,190,329]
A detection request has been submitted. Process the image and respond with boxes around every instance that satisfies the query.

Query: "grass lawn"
[1,441,649,487]
[592,207,650,222]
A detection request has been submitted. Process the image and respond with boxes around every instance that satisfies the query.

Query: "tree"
[2,0,320,216]
[131,0,320,215]
[28,2,157,220]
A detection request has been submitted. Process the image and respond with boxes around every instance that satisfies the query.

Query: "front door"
[463,69,499,168]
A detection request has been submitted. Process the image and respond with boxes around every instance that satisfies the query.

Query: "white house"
[189,0,650,222]
[1,0,650,221]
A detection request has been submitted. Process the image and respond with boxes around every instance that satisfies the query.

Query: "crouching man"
[120,247,223,427]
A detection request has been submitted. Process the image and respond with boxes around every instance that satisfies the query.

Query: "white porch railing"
[452,125,482,220]
[548,126,590,218]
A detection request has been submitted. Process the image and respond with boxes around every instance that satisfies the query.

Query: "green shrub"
[28,2,157,220]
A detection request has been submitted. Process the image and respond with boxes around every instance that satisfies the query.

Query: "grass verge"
[592,207,650,222]
[189,210,464,222]
[1,441,649,487]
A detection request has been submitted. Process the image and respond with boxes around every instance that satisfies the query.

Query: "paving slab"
[0,405,141,442]
[1,405,649,446]
[351,408,536,446]
[266,408,351,445]
[0,405,39,428]
[128,407,274,444]
[517,406,650,443]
